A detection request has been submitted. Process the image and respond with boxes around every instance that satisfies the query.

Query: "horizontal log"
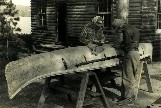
[46,24,56,27]
[42,40,55,43]
[47,3,55,6]
[129,11,141,14]
[128,18,142,21]
[67,32,81,36]
[31,11,38,14]
[67,11,95,15]
[140,30,156,33]
[67,14,95,18]
[67,2,95,5]
[142,10,156,14]
[67,24,84,27]
[153,43,161,47]
[129,3,142,6]
[128,22,141,26]
[47,9,56,13]
[31,7,38,10]
[142,14,156,17]
[113,11,141,15]
[67,30,82,33]
[31,16,37,19]
[129,7,142,11]
[47,20,56,24]
[67,5,95,9]
[140,36,154,40]
[142,22,156,25]
[46,13,56,16]
[67,8,95,12]
[67,20,90,24]
[31,2,39,5]
[31,25,37,28]
[129,0,142,3]
[142,7,157,11]
[67,26,84,30]
[141,32,156,36]
[46,17,56,20]
[142,16,156,19]
[47,25,56,28]
[31,29,47,32]
[43,36,56,40]
[43,36,56,39]
[46,6,56,9]
[128,18,142,22]
[67,18,92,21]
[31,22,37,25]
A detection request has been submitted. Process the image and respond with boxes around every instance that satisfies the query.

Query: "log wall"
[141,0,160,61]
[66,0,96,46]
[31,0,57,47]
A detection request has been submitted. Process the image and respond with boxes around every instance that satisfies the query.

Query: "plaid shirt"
[80,22,105,45]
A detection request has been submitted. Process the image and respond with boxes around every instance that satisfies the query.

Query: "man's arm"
[132,27,140,49]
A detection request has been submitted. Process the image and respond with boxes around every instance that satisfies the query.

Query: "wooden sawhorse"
[37,71,109,108]
[140,59,153,93]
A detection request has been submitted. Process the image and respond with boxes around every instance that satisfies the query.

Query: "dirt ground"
[0,61,161,108]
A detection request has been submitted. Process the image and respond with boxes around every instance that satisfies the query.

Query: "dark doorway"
[57,1,67,46]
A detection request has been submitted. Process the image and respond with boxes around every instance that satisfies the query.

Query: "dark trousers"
[121,51,141,100]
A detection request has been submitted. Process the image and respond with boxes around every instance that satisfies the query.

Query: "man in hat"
[80,16,105,55]
[112,19,140,105]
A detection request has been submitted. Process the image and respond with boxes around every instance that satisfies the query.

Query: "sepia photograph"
[0,0,161,108]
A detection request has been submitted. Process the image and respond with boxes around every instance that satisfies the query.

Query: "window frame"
[97,0,113,29]
[37,0,47,28]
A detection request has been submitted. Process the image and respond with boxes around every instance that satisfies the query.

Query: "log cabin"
[31,0,161,61]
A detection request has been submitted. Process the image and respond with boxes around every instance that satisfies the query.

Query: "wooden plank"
[75,73,89,108]
[143,61,153,93]
[129,3,142,6]
[38,77,51,108]
[67,15,94,18]
[67,21,90,24]
[67,2,95,5]
[142,25,156,29]
[67,8,95,12]
[67,11,95,15]
[67,18,92,21]
[129,0,142,2]
[93,72,109,108]
[67,5,94,8]
[129,19,142,22]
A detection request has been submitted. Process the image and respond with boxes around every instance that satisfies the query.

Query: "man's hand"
[87,43,104,56]
[92,40,106,45]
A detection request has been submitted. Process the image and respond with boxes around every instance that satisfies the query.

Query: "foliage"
[0,0,21,37]
[0,0,27,61]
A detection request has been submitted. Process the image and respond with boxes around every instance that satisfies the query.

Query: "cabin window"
[97,0,112,29]
[37,0,47,27]
[157,0,161,29]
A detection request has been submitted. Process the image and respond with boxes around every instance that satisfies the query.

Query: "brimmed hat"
[112,19,125,28]
[92,16,104,27]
